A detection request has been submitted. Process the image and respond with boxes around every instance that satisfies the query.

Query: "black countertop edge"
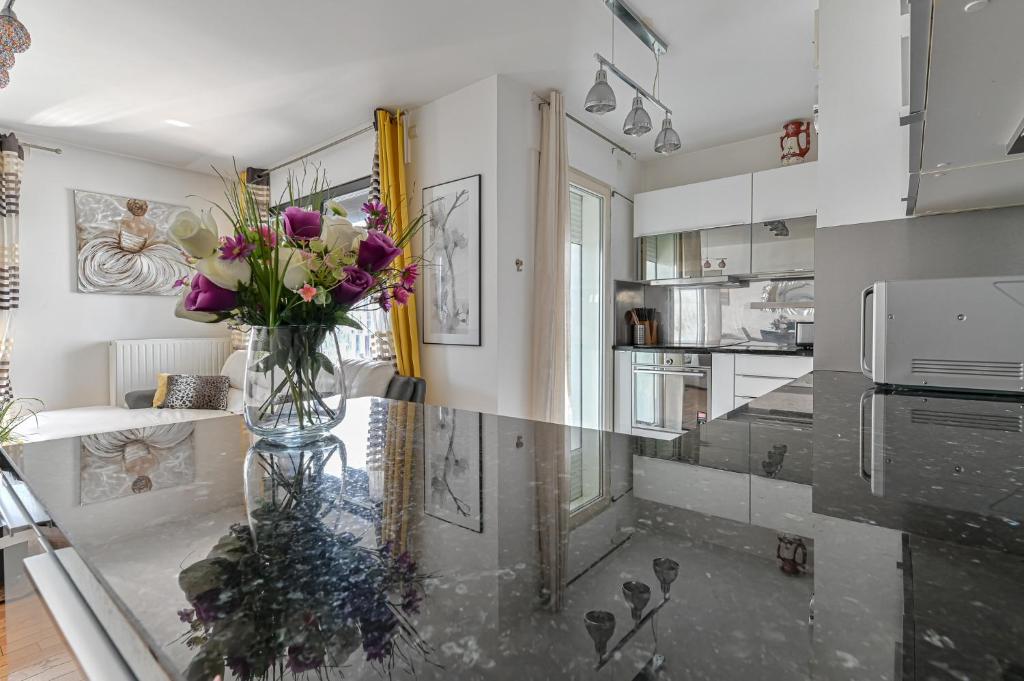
[613,344,813,357]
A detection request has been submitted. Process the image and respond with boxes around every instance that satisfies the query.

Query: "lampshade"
[654,115,682,154]
[0,47,12,69]
[584,68,616,114]
[0,1,30,55]
[0,66,7,89]
[622,94,652,136]
[653,557,680,595]
[583,610,616,656]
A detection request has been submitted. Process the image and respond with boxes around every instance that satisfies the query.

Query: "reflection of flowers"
[178,445,429,681]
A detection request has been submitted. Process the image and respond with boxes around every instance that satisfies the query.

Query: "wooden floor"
[0,586,84,681]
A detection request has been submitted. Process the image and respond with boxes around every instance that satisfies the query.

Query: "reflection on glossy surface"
[6,376,1024,680]
[179,435,428,681]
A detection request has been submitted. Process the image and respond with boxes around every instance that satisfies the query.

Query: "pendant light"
[654,114,682,154]
[584,68,617,114]
[0,0,30,90]
[622,92,652,136]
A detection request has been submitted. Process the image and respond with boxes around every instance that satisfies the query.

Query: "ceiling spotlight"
[584,67,617,114]
[654,114,681,154]
[164,119,193,128]
[623,93,652,136]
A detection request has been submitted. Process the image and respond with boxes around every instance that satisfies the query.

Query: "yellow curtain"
[376,109,422,378]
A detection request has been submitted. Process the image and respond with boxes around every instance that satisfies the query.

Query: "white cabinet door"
[751,162,818,222]
[613,351,632,434]
[634,174,753,237]
[735,354,814,379]
[710,353,735,419]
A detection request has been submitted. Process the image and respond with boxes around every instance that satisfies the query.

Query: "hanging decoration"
[0,0,31,90]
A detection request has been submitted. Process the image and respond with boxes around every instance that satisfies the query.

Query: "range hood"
[646,275,748,288]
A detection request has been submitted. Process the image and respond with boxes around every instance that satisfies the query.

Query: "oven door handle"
[632,369,708,377]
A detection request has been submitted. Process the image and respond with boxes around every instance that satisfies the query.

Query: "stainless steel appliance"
[795,321,814,347]
[632,351,710,434]
[860,275,1024,393]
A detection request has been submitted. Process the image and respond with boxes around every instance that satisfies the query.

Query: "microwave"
[860,275,1024,394]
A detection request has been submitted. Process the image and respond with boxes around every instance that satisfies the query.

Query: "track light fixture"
[623,92,652,136]
[585,67,617,114]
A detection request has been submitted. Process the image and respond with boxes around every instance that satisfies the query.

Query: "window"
[567,170,611,516]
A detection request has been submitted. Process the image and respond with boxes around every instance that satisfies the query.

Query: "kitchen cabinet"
[634,174,752,237]
[710,353,735,419]
[702,223,751,276]
[750,215,815,275]
[613,351,632,435]
[751,162,818,222]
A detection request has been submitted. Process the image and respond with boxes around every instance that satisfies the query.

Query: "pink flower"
[172,277,188,289]
[362,200,389,229]
[299,284,317,303]
[219,234,254,261]
[257,226,278,248]
[401,263,418,288]
[379,289,392,312]
[393,286,411,305]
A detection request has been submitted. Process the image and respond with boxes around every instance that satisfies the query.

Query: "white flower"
[325,199,348,218]
[321,214,366,252]
[169,211,219,259]
[196,256,251,292]
[174,294,219,323]
[277,247,310,290]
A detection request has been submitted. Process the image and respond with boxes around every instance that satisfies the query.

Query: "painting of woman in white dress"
[74,190,191,295]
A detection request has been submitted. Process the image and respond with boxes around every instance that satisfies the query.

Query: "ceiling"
[0,0,817,173]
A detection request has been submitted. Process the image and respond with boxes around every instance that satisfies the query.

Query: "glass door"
[567,171,610,515]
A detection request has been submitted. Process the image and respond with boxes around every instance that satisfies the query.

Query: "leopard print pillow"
[160,374,230,410]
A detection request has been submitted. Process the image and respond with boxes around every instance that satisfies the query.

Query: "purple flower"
[286,644,323,673]
[184,274,237,313]
[379,289,392,312]
[219,233,254,261]
[400,263,418,289]
[176,608,195,623]
[362,200,388,229]
[283,206,322,241]
[332,266,374,305]
[357,230,401,273]
[393,286,411,305]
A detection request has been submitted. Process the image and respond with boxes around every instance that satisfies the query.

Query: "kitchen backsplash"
[614,279,814,346]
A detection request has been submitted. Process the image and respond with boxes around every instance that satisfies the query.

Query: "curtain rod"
[263,123,374,175]
[23,142,63,155]
[534,94,637,159]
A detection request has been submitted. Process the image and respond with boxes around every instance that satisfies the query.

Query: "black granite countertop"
[4,373,1024,680]
[614,340,813,356]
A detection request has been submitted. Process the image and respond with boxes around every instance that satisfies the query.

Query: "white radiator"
[108,337,233,407]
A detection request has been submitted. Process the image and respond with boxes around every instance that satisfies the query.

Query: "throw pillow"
[152,373,171,407]
[160,374,231,410]
[125,389,158,409]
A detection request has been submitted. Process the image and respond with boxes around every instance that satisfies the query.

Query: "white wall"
[816,0,907,228]
[408,76,501,413]
[14,138,227,409]
[640,130,818,193]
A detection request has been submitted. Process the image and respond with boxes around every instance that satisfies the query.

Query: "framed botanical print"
[421,175,481,346]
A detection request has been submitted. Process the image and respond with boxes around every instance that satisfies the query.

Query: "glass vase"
[243,325,347,445]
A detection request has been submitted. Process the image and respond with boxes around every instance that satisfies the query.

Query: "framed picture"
[423,406,482,532]
[421,175,481,346]
[73,190,192,295]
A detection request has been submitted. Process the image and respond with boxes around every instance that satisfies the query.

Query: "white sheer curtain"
[529,91,570,423]
[530,92,570,610]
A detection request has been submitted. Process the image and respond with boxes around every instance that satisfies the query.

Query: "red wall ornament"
[780,119,812,166]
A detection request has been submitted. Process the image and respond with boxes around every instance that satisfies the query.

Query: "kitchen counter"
[614,340,813,356]
[3,373,1024,680]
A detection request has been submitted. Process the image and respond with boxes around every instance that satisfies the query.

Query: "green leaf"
[334,313,363,330]
[316,352,336,375]
[178,560,227,601]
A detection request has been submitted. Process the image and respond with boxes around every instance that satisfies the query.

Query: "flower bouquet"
[168,170,442,444]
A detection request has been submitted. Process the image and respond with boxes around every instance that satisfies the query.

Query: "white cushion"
[220,350,247,390]
[342,358,395,398]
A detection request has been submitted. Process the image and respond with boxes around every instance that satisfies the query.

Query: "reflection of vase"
[243,436,347,543]
[243,325,347,445]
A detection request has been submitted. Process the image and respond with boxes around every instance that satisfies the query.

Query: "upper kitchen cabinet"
[750,215,815,275]
[751,162,817,222]
[634,174,752,237]
[904,0,1024,215]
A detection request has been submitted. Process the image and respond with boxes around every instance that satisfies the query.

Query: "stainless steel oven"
[632,351,711,434]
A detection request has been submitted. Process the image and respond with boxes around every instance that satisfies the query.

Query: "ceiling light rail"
[604,0,669,56]
[595,53,671,115]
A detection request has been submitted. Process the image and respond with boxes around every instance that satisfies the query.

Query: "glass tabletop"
[4,377,1024,681]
